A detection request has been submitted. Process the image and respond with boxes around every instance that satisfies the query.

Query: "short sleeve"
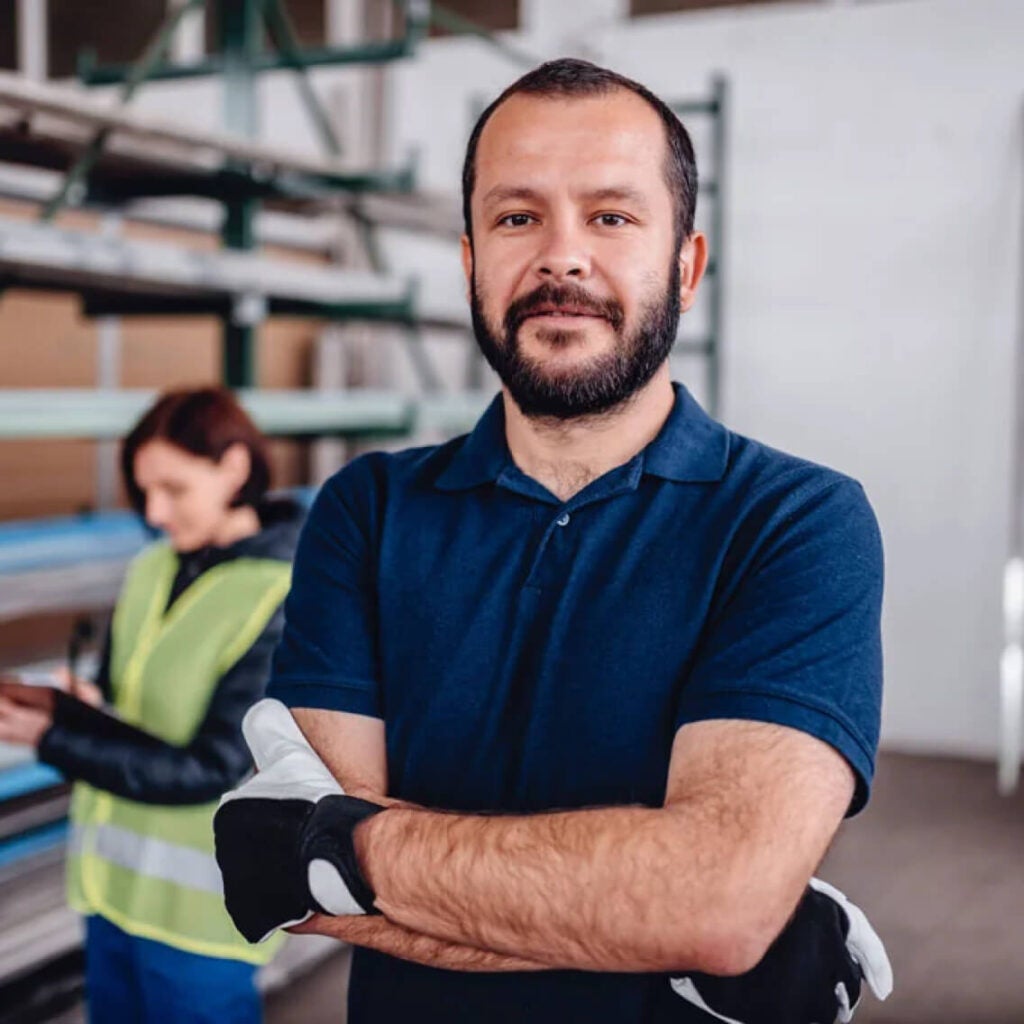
[267,458,382,718]
[676,478,884,815]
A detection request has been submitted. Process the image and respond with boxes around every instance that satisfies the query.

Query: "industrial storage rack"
[0,6,730,1014]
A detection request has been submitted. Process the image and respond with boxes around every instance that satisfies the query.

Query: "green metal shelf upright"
[673,76,728,418]
[50,0,434,387]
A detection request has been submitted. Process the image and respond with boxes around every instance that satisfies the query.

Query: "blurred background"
[0,1,1022,1021]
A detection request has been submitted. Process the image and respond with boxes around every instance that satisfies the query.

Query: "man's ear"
[678,232,708,313]
[460,234,474,303]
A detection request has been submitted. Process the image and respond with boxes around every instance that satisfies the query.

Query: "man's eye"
[498,213,533,228]
[595,213,628,227]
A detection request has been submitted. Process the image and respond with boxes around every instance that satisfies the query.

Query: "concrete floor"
[820,752,1024,1024]
[265,751,1024,1024]
[265,947,350,1024]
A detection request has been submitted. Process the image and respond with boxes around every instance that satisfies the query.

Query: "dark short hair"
[121,388,271,516]
[461,58,698,248]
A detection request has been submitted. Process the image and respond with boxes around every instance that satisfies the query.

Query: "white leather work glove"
[214,698,385,943]
[669,877,893,1023]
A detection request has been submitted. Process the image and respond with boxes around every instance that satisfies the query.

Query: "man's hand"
[213,699,385,943]
[670,878,893,1023]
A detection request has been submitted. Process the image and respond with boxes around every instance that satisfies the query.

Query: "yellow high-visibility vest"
[67,542,290,963]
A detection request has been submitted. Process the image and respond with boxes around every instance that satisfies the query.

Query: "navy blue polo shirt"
[268,383,884,1024]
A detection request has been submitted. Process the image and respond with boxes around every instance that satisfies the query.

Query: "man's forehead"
[474,89,668,181]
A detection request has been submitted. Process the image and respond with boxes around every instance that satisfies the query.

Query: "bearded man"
[215,59,892,1023]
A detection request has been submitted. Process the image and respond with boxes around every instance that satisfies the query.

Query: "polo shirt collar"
[643,383,730,483]
[433,383,729,492]
[433,394,509,491]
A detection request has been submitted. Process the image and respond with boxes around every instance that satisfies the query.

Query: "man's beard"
[470,262,681,420]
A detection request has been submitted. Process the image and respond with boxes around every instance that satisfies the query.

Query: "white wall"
[601,0,1023,761]
[126,0,1024,760]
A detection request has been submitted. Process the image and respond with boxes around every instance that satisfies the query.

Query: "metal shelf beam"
[78,38,415,87]
[0,218,468,331]
[0,72,413,195]
[0,390,491,442]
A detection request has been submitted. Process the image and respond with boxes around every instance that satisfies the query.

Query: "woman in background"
[0,388,303,1024]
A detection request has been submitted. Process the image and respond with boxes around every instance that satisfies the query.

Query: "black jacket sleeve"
[37,606,284,806]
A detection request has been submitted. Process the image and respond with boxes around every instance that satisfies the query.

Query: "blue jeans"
[84,915,262,1024]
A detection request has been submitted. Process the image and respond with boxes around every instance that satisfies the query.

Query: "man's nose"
[531,222,591,281]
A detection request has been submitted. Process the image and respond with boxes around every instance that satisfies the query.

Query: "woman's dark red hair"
[121,388,271,516]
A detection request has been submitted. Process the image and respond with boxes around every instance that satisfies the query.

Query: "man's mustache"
[504,284,625,334]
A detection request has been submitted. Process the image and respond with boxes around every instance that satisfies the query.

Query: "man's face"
[463,89,699,419]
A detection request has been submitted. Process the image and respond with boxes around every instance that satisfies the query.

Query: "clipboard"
[0,676,163,749]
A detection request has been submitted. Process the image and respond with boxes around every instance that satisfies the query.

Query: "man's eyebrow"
[480,184,653,212]
[579,186,651,211]
[480,185,543,208]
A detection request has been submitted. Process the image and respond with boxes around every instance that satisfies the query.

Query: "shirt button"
[556,513,570,527]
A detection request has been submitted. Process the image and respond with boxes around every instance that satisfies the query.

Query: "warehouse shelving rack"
[0,12,732,1005]
[0,6,493,1008]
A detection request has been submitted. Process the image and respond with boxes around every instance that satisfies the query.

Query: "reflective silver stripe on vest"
[69,823,224,895]
[67,823,85,859]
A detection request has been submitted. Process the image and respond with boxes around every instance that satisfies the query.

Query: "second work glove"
[213,698,384,943]
[670,877,893,1023]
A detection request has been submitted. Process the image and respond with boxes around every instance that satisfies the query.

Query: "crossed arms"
[288,706,854,976]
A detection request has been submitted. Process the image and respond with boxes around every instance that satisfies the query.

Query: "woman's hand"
[0,695,53,746]
[53,666,104,707]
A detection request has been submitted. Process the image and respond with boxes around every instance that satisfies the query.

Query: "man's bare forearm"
[290,914,550,972]
[346,721,854,975]
[298,716,849,976]
[353,802,743,974]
